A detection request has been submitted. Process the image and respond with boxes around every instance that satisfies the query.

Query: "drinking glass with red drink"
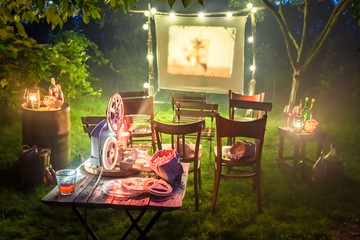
[55,169,76,195]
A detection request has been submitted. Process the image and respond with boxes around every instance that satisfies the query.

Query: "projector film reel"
[106,93,124,133]
[102,136,119,170]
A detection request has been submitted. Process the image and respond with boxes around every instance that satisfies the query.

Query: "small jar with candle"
[293,117,303,133]
[27,84,40,110]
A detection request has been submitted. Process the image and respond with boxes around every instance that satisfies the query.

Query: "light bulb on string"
[251,7,257,13]
[250,65,256,71]
[143,82,149,89]
[198,12,204,18]
[170,12,175,18]
[151,8,157,15]
[147,54,153,60]
[248,36,254,43]
[144,11,150,17]
[143,23,149,30]
[247,3,253,9]
[226,12,232,17]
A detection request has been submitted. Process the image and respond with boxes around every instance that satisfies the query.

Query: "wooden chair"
[81,116,105,138]
[123,95,156,153]
[229,90,265,121]
[211,114,268,214]
[154,120,205,211]
[173,101,218,157]
[171,93,206,119]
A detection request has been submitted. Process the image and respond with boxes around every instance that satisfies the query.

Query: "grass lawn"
[0,94,359,240]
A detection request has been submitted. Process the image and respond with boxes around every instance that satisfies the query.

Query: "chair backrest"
[174,101,218,123]
[119,90,149,99]
[228,90,268,120]
[81,116,106,137]
[154,120,204,163]
[171,93,206,114]
[216,114,268,165]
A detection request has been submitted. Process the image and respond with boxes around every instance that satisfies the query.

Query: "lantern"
[293,117,303,133]
[25,85,40,109]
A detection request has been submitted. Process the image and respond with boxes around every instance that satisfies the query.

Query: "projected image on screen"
[167,25,236,78]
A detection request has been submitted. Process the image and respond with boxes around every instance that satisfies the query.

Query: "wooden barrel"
[21,103,71,170]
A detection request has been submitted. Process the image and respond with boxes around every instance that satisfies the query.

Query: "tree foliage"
[231,0,356,105]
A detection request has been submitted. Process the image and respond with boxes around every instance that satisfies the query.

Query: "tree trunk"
[289,72,300,106]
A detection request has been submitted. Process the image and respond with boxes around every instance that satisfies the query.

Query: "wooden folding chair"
[123,95,156,153]
[81,116,105,138]
[171,93,206,119]
[229,90,265,121]
[211,114,268,214]
[154,120,205,211]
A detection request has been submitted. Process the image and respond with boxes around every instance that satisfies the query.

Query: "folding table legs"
[122,209,163,240]
[72,205,164,240]
[71,206,99,240]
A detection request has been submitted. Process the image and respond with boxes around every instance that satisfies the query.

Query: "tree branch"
[297,0,310,64]
[300,0,353,73]
[261,0,297,71]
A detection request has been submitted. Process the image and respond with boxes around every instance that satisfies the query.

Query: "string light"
[198,12,204,18]
[143,23,149,30]
[170,12,175,18]
[151,8,157,14]
[251,7,257,13]
[144,11,150,16]
[250,65,256,71]
[143,82,149,89]
[147,54,153,60]
[248,36,254,43]
[226,12,232,17]
[247,3,253,9]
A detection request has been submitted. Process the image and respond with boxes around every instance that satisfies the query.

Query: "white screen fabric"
[154,15,247,94]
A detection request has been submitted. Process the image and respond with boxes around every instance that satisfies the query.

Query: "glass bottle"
[57,84,64,102]
[309,98,316,119]
[312,150,327,182]
[49,77,59,98]
[303,97,310,121]
[324,143,342,162]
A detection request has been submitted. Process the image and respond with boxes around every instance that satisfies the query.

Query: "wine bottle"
[303,97,310,121]
[49,77,59,98]
[309,98,315,119]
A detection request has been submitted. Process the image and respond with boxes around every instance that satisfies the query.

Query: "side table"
[277,127,327,170]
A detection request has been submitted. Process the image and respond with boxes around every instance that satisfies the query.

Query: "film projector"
[89,93,127,170]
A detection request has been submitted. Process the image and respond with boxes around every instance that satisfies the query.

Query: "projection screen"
[154,15,247,94]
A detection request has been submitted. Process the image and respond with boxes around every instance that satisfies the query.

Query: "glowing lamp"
[143,23,149,30]
[251,7,257,13]
[151,8,157,15]
[226,12,232,17]
[144,11,150,17]
[293,117,303,133]
[143,82,149,89]
[170,12,175,18]
[147,54,153,60]
[250,65,256,71]
[198,12,204,18]
[247,3,253,9]
[248,36,254,43]
[25,85,40,109]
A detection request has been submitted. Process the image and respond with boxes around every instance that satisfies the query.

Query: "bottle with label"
[49,77,59,98]
[303,97,310,121]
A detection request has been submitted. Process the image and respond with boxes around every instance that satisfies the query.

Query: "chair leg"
[194,160,199,211]
[198,165,202,190]
[210,161,221,213]
[255,175,262,214]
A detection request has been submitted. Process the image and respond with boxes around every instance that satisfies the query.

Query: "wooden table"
[277,127,327,170]
[42,162,189,240]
